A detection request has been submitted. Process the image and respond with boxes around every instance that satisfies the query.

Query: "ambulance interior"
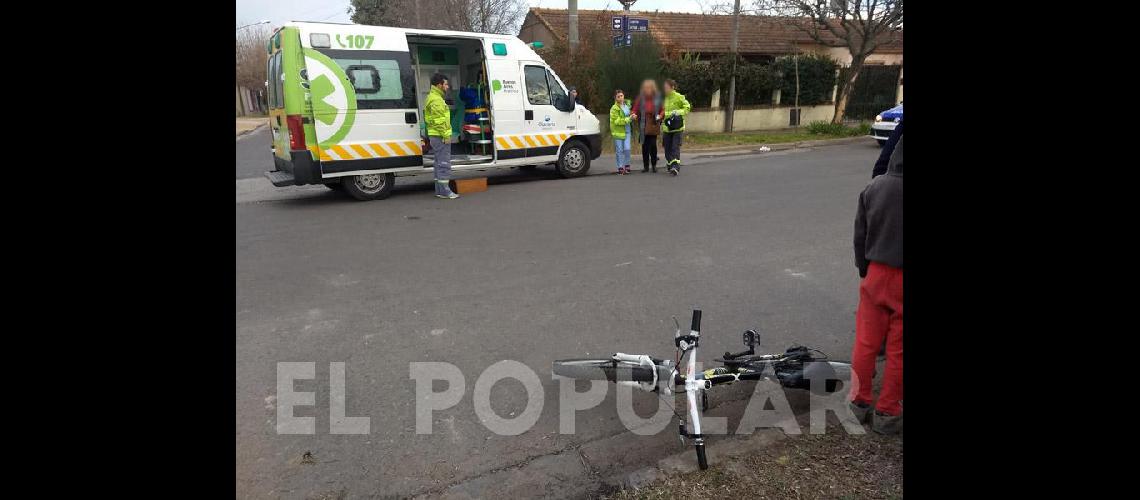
[407,36,494,166]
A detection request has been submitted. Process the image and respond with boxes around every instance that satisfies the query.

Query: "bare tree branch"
[349,0,524,33]
[754,0,902,122]
[236,24,275,90]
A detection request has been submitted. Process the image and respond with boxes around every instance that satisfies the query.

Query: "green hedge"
[542,37,840,112]
[591,33,665,108]
[774,53,838,106]
[662,53,717,109]
[663,52,837,109]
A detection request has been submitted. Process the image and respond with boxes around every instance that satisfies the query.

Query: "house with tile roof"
[518,8,902,66]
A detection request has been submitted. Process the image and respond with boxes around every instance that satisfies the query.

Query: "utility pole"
[569,0,579,56]
[724,0,740,133]
[794,47,800,128]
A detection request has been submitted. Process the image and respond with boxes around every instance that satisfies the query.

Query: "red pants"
[849,262,903,415]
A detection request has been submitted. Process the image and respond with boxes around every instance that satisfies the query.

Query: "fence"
[236,86,266,117]
[841,65,902,122]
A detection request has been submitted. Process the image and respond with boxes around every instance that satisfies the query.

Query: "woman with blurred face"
[631,79,663,173]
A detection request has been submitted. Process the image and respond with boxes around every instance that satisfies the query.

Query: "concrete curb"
[610,135,874,161]
[236,123,266,138]
[686,135,874,159]
[607,428,789,491]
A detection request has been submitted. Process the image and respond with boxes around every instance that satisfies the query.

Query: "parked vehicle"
[264,22,602,200]
[869,103,902,146]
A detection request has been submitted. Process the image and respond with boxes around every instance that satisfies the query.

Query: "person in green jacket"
[609,89,636,175]
[425,73,458,199]
[661,79,691,176]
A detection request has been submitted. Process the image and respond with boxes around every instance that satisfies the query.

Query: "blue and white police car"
[870,103,902,146]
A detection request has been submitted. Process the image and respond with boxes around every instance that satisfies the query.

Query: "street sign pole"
[611,2,647,49]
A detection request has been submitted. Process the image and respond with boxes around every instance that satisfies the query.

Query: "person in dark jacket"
[872,120,902,178]
[849,135,903,435]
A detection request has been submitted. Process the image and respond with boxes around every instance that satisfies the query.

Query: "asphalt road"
[237,126,272,179]
[236,134,881,498]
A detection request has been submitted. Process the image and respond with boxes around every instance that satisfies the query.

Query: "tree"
[348,0,526,34]
[236,23,274,100]
[757,0,903,123]
[592,32,664,106]
[349,0,409,26]
[463,0,527,34]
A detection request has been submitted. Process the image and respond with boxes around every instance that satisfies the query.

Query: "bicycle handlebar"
[690,309,702,333]
[723,349,753,360]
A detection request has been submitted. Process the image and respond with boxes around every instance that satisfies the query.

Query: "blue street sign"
[612,15,625,31]
[627,18,649,32]
[612,33,632,48]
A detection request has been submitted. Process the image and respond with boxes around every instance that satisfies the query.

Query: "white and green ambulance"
[265,21,602,200]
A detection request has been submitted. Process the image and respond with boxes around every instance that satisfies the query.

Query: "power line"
[316,7,350,22]
[294,1,350,20]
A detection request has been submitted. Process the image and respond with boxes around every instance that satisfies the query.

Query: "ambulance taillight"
[286,115,305,151]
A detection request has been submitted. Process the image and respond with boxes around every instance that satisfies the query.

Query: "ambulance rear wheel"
[342,173,395,201]
[556,142,591,178]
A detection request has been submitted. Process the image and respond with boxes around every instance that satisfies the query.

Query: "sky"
[235,0,711,31]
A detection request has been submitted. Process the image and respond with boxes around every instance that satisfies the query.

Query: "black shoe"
[651,164,657,173]
[872,411,902,435]
[642,165,649,173]
[850,401,872,424]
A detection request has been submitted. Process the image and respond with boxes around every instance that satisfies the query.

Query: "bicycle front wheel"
[695,443,708,470]
[552,359,659,383]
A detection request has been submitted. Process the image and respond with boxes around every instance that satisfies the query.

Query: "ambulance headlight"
[874,114,882,122]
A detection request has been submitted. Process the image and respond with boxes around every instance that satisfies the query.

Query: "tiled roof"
[523,8,902,55]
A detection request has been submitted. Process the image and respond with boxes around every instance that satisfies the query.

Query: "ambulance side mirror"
[553,95,574,112]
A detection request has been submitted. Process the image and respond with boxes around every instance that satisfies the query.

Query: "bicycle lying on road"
[552,310,852,470]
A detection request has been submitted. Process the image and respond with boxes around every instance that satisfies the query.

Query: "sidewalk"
[606,363,901,499]
[236,117,268,137]
[608,425,903,499]
[617,135,874,163]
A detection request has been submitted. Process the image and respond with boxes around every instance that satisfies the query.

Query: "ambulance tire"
[556,141,591,178]
[342,173,395,201]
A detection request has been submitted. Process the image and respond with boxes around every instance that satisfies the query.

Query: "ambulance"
[264,21,602,200]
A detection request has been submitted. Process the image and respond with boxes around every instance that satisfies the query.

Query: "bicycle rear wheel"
[552,359,658,383]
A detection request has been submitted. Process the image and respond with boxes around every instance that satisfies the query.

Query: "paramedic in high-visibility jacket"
[425,73,459,199]
[661,79,691,176]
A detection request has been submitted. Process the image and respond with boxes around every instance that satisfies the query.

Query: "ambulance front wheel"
[556,142,591,178]
[342,173,395,201]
